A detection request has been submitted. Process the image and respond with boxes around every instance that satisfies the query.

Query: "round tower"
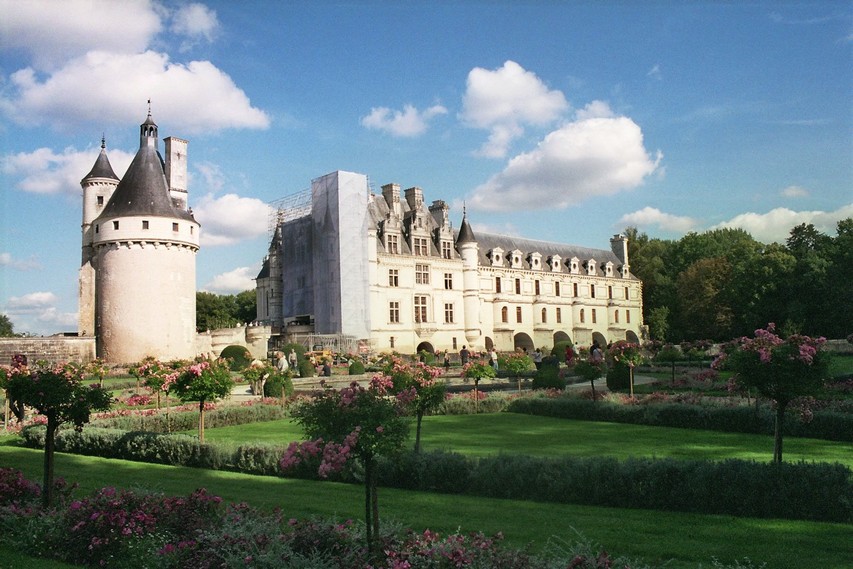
[91,110,200,363]
[456,211,482,348]
[79,138,119,336]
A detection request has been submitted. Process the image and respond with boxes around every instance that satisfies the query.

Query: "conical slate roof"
[82,139,118,182]
[455,214,476,244]
[96,114,194,221]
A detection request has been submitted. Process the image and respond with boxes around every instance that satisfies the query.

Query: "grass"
[1,439,851,569]
[189,412,853,467]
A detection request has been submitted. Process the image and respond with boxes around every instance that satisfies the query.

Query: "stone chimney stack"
[404,186,424,210]
[165,137,188,210]
[382,183,401,217]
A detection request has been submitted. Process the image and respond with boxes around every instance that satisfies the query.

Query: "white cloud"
[574,100,616,121]
[3,291,77,335]
[647,64,662,80]
[361,104,447,137]
[461,60,569,158]
[171,3,220,49]
[0,252,41,271]
[202,266,259,294]
[192,193,273,246]
[7,291,57,309]
[0,0,161,70]
[618,207,698,233]
[781,185,810,198]
[1,50,270,134]
[710,204,853,244]
[2,145,133,195]
[467,113,662,212]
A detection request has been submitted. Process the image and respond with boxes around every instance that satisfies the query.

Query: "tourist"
[322,360,332,377]
[565,345,575,366]
[533,348,543,370]
[288,349,297,368]
[460,345,470,365]
[489,348,499,371]
[443,350,450,371]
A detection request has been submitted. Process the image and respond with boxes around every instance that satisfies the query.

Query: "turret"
[610,234,630,278]
[456,210,481,347]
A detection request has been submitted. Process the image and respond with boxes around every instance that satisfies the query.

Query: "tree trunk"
[629,365,635,397]
[364,458,375,553]
[43,417,57,508]
[415,412,423,453]
[589,379,597,401]
[773,401,787,463]
[370,460,379,551]
[198,400,205,443]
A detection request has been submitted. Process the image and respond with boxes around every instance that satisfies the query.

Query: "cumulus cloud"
[7,291,58,309]
[467,111,662,212]
[192,193,273,246]
[0,252,41,271]
[461,60,569,158]
[1,145,133,195]
[171,3,220,48]
[0,0,161,70]
[710,204,853,244]
[618,207,698,233]
[1,51,270,133]
[361,104,448,137]
[781,185,810,198]
[3,291,78,335]
[202,266,259,294]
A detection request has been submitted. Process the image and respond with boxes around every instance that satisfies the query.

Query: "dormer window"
[549,255,562,272]
[569,257,580,274]
[510,249,523,269]
[529,252,542,270]
[490,248,505,267]
[605,262,614,277]
[586,259,597,276]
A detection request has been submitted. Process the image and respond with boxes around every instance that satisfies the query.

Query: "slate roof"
[82,141,119,182]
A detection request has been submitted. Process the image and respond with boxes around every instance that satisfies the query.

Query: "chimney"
[165,137,188,210]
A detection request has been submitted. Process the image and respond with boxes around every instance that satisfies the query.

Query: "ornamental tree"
[281,379,409,553]
[172,357,234,443]
[462,360,496,412]
[6,361,112,506]
[573,358,605,401]
[714,323,830,463]
[608,341,644,396]
[383,358,446,453]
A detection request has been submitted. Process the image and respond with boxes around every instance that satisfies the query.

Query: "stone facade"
[258,171,645,355]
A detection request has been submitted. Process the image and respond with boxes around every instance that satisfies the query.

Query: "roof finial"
[463,201,467,218]
[147,98,152,117]
[101,133,106,149]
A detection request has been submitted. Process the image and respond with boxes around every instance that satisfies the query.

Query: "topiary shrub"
[263,371,294,398]
[532,361,565,390]
[348,359,365,375]
[220,345,251,371]
[298,359,315,378]
[606,362,631,392]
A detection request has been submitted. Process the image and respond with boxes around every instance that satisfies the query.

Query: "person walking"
[460,346,470,365]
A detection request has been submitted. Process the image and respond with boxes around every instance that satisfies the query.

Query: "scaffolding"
[268,187,312,236]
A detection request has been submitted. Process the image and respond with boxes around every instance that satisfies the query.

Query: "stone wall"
[0,337,97,365]
[195,324,272,361]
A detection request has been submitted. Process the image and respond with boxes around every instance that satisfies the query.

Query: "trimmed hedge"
[20,424,852,523]
[506,397,853,442]
[90,403,288,433]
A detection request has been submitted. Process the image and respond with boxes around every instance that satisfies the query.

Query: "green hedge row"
[21,426,284,476]
[377,451,852,523]
[20,424,851,523]
[506,397,853,442]
[90,403,288,433]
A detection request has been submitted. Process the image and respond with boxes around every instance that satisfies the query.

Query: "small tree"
[714,324,830,463]
[608,341,644,397]
[574,358,605,400]
[6,361,111,506]
[500,352,532,391]
[172,358,234,443]
[654,344,683,385]
[383,358,446,453]
[281,379,409,553]
[461,360,496,412]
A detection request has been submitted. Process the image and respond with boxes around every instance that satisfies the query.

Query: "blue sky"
[1,0,851,336]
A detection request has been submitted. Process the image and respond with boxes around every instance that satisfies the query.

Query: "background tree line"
[196,290,257,332]
[627,218,852,342]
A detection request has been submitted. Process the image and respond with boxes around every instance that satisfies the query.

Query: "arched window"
[615,310,619,323]
[579,309,585,324]
[501,306,508,323]
[541,308,547,323]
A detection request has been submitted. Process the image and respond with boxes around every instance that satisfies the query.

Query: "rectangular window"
[172,222,179,232]
[555,281,560,297]
[625,286,630,300]
[608,286,613,299]
[415,264,430,285]
[495,277,501,293]
[516,306,522,323]
[541,308,547,323]
[444,273,453,290]
[388,269,399,287]
[556,307,562,323]
[95,224,99,234]
[515,278,521,294]
[190,226,194,234]
[97,196,104,206]
[113,221,119,230]
[413,237,428,256]
[615,310,620,323]
[535,280,540,295]
[590,285,596,298]
[390,336,395,349]
[592,309,597,324]
[414,295,428,323]
[386,234,399,254]
[573,282,578,297]
[389,301,400,323]
[444,303,454,324]
[142,220,149,230]
[441,241,452,259]
[452,337,457,350]
[626,310,631,323]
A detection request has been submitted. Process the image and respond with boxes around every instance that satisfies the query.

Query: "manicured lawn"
[192,412,853,467]
[1,440,850,569]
